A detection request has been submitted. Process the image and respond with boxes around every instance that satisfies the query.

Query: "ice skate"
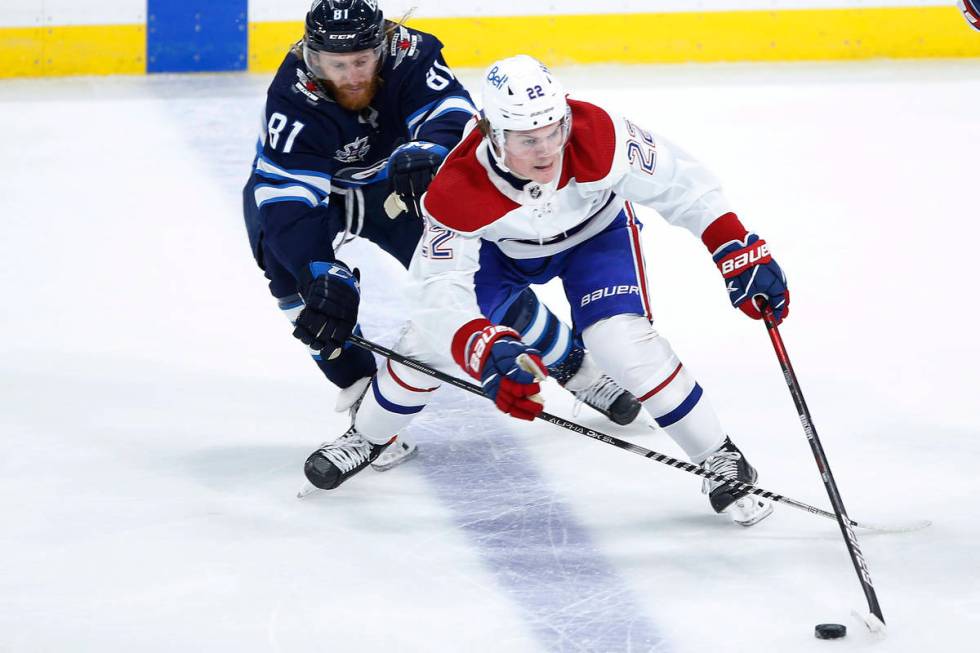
[303,427,394,490]
[371,435,418,471]
[565,356,642,425]
[335,376,419,472]
[701,437,773,526]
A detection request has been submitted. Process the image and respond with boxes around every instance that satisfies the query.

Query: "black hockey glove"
[292,260,360,359]
[387,141,448,220]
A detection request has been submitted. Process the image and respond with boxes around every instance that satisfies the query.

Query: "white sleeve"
[408,218,487,361]
[595,114,735,238]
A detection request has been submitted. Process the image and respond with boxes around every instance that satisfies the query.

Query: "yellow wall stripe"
[0,24,145,78]
[3,7,978,79]
[248,21,303,73]
[250,6,980,72]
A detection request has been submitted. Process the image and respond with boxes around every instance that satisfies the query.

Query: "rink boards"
[2,1,979,78]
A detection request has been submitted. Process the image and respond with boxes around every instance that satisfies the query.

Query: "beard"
[322,75,381,112]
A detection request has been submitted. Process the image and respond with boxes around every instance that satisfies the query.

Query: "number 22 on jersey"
[625,119,657,175]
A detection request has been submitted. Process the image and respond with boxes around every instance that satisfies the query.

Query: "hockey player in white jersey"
[304,55,789,526]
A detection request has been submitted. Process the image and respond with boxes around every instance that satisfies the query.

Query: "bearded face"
[321,73,381,111]
[304,47,382,111]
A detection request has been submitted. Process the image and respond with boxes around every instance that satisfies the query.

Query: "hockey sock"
[354,360,440,445]
[583,314,726,461]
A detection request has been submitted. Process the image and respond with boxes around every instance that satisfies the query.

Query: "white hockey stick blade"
[852,609,887,635]
[854,518,932,534]
[296,481,320,499]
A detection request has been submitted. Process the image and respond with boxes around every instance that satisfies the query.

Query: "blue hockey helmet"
[304,0,385,54]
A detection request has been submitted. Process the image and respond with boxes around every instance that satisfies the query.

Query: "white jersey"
[412,98,735,369]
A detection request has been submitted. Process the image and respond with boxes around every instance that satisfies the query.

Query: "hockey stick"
[761,307,886,630]
[348,334,912,533]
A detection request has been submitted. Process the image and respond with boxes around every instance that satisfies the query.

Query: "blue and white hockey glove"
[453,322,547,421]
[703,213,790,324]
[387,141,448,220]
[959,0,980,31]
[293,260,360,359]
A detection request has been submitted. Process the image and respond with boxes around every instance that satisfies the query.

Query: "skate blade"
[730,496,774,527]
[296,481,320,499]
[371,441,419,472]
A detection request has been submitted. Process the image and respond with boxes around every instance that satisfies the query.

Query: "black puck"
[814,623,847,639]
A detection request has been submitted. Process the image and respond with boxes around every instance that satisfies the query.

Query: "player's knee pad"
[582,314,679,393]
[583,315,723,457]
[496,288,582,384]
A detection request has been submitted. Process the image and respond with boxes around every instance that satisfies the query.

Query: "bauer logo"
[486,65,509,90]
[580,285,640,307]
[720,242,769,276]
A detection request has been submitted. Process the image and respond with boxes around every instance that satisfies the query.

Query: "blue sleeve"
[399,38,477,150]
[250,91,344,278]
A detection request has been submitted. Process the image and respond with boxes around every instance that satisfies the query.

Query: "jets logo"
[334,135,371,163]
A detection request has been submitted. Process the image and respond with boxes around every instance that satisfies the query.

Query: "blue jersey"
[245,24,476,280]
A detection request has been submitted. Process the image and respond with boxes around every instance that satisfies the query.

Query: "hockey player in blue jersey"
[243,1,641,475]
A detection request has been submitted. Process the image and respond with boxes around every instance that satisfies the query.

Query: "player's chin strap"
[346,333,929,535]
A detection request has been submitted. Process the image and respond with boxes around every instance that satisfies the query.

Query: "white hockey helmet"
[481,55,571,159]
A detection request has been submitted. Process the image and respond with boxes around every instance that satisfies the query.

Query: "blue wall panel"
[148,1,248,73]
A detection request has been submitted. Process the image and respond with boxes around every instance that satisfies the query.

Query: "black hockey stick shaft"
[348,334,873,529]
[761,309,885,624]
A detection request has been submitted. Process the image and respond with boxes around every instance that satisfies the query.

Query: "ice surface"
[2,60,978,652]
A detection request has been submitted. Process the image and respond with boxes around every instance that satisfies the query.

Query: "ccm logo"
[720,242,770,277]
[329,34,357,40]
[581,285,639,307]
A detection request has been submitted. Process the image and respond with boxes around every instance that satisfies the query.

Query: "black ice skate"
[701,437,773,526]
[303,427,395,491]
[571,374,642,426]
[333,376,419,473]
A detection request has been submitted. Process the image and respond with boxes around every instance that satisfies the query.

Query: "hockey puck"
[814,623,847,639]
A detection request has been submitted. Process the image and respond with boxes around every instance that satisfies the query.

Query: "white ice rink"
[2,59,979,652]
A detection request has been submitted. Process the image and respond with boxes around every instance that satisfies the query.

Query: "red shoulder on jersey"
[559,99,617,188]
[423,99,618,233]
[423,128,520,234]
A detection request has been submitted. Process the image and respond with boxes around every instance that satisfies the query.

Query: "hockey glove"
[292,260,361,359]
[456,323,547,421]
[703,213,790,324]
[386,141,449,220]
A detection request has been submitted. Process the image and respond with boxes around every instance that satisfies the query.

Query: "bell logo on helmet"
[486,65,509,90]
